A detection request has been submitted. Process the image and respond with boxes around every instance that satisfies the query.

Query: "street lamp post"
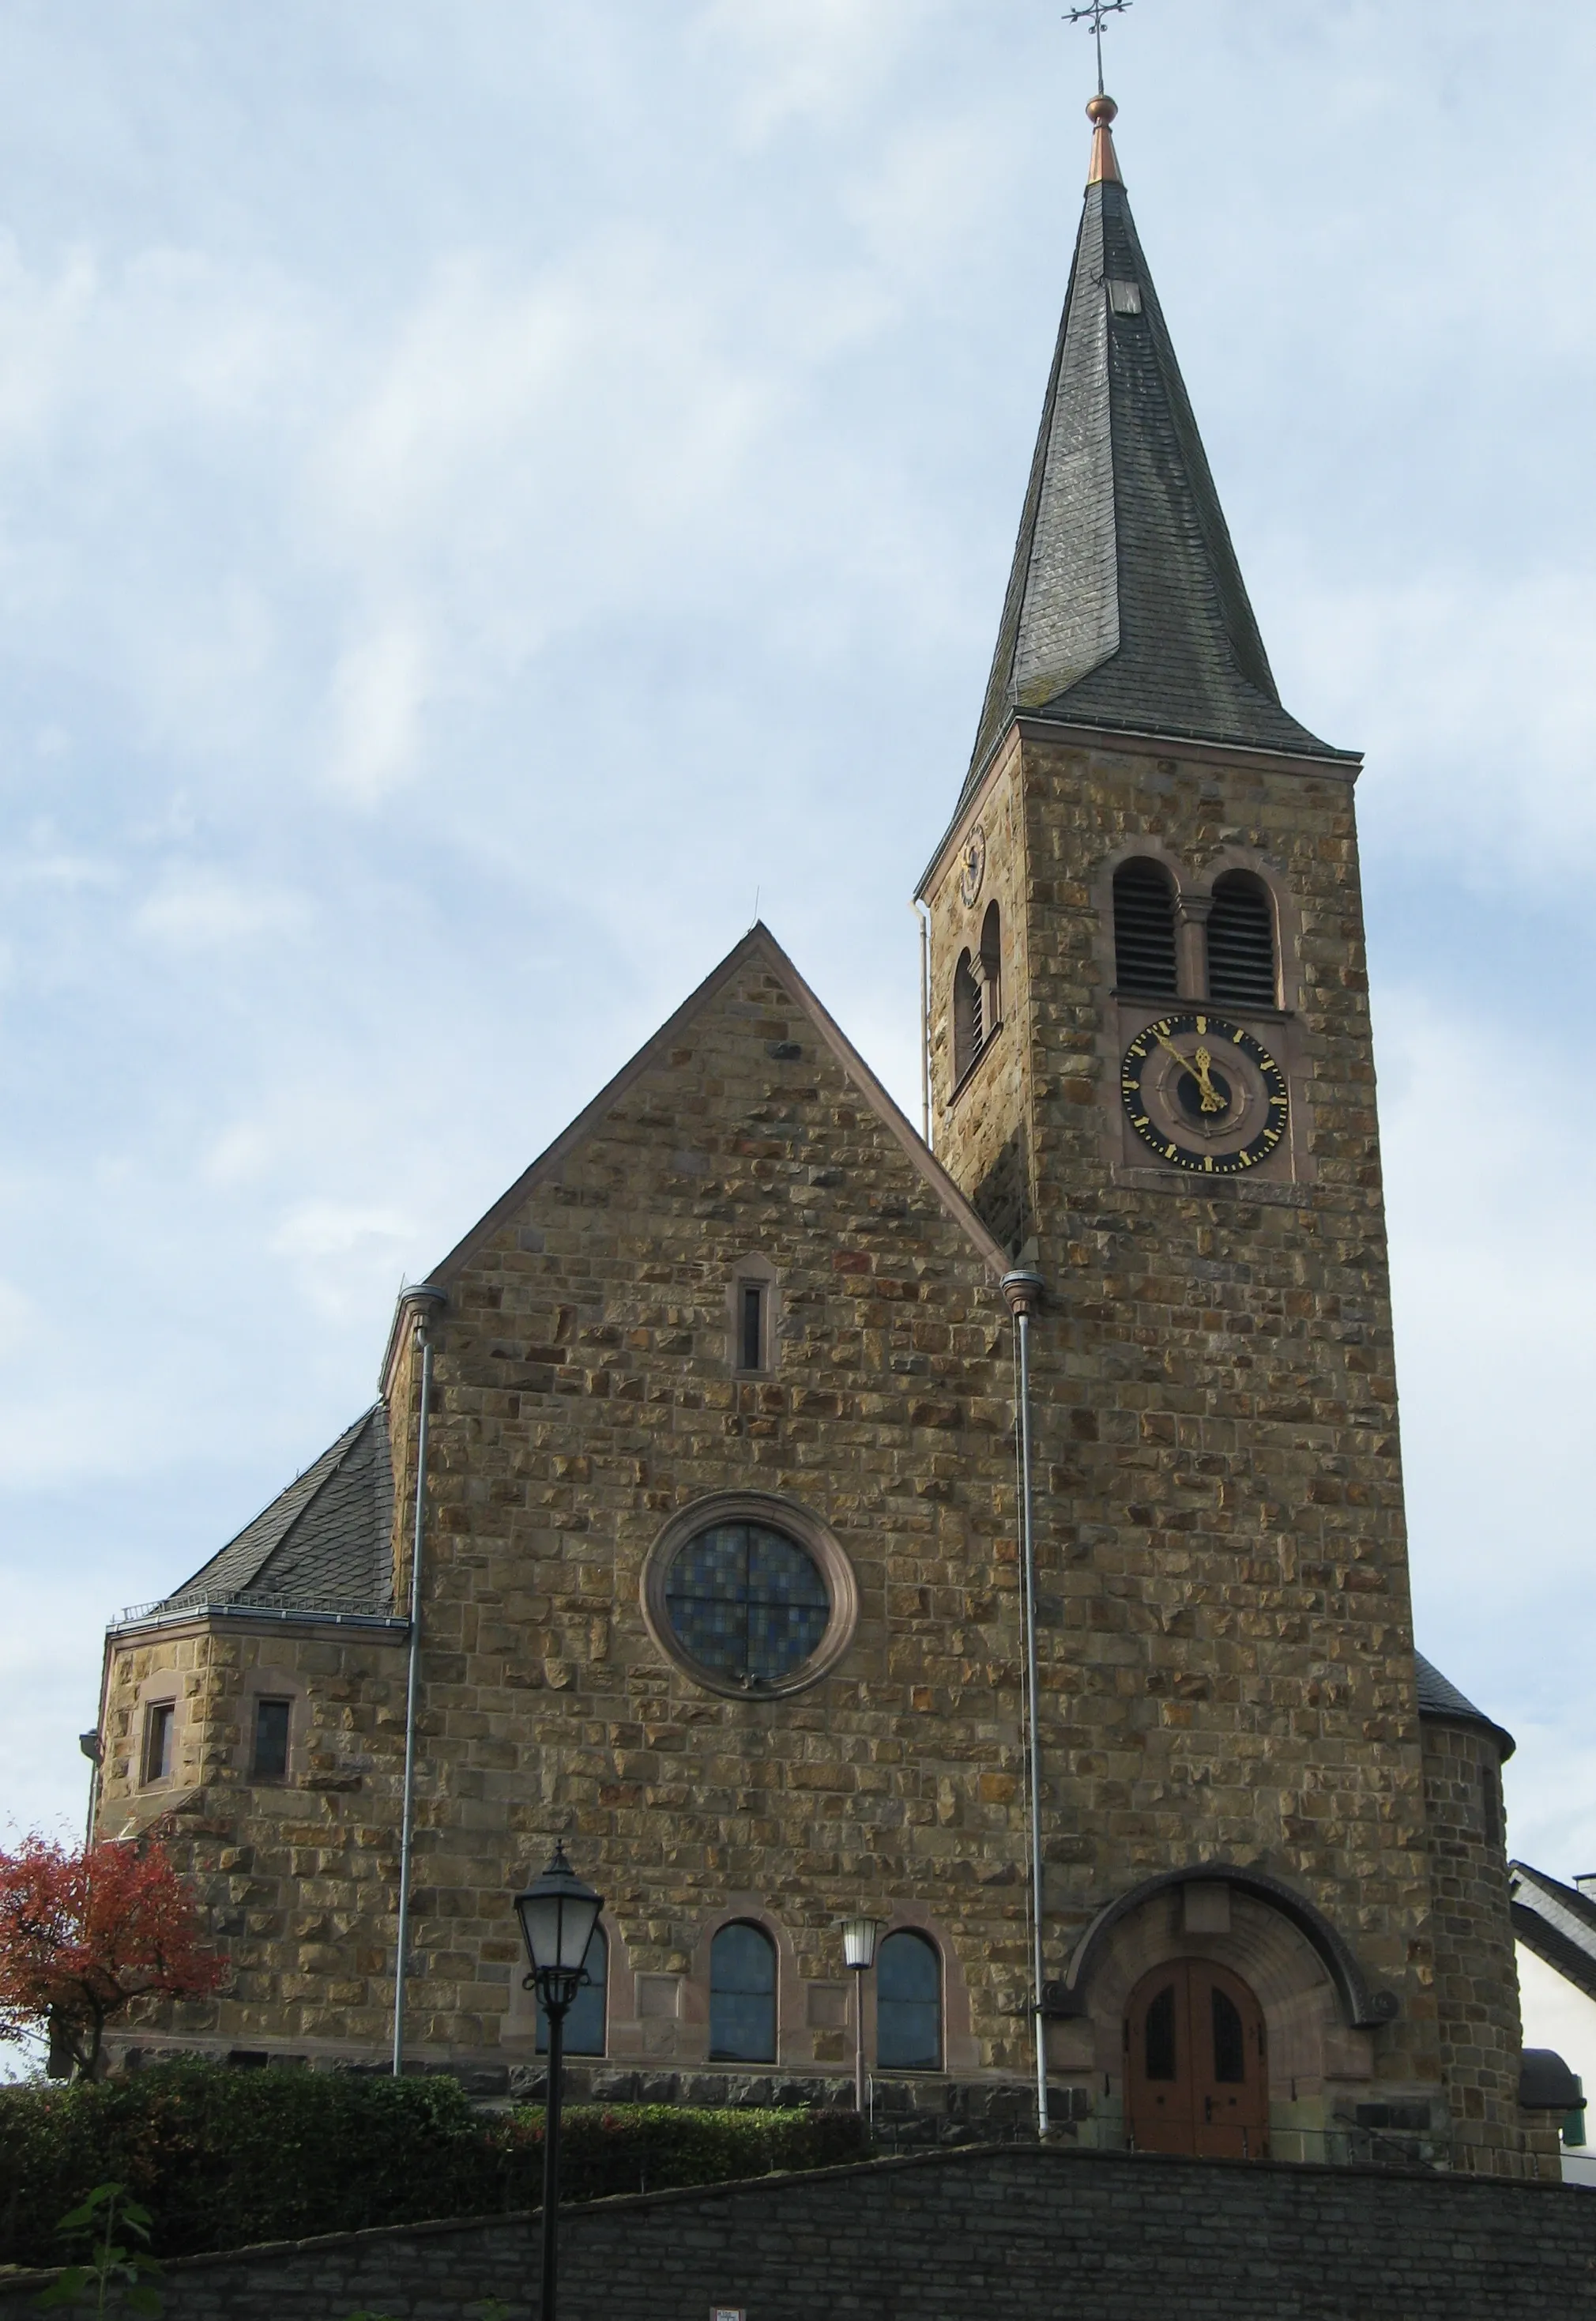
[514,1844,604,2321]
[840,1915,882,2120]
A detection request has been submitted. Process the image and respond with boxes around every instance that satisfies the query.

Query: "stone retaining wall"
[4,2142,1594,2321]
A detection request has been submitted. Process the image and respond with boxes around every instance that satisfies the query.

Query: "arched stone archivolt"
[1043,1870,1392,2131]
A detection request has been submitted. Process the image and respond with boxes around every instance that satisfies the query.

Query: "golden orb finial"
[1086,92,1123,187]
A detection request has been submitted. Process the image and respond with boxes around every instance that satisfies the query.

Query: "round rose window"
[664,1520,830,1686]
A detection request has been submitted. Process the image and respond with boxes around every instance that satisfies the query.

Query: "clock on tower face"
[958,824,986,910]
[1120,1012,1289,1176]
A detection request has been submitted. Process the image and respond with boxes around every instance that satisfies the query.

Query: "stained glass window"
[876,1931,941,2070]
[535,1924,607,2057]
[664,1521,830,1685]
[710,1922,777,2061]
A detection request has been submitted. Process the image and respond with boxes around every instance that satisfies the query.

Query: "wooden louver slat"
[1113,862,1178,997]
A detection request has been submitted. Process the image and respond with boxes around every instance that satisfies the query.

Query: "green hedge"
[0,2064,865,2268]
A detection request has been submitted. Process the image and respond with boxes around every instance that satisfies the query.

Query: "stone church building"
[90,96,1545,2175]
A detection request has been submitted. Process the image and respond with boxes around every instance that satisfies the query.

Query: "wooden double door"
[1125,1959,1270,2159]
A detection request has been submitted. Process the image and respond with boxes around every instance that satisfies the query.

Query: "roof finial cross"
[1064,0,1131,98]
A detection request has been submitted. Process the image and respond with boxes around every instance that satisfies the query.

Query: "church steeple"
[963,96,1351,801]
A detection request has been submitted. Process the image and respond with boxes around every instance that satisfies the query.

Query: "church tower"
[917,95,1531,2171]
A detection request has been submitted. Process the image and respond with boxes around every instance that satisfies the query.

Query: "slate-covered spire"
[963,96,1348,797]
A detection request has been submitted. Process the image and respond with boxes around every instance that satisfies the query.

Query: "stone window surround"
[1097,837,1299,1015]
[129,1667,186,1792]
[239,1666,311,1786]
[638,1489,860,1702]
[726,1252,780,1377]
[499,1898,977,2076]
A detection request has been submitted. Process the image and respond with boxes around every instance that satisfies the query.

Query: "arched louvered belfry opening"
[1206,871,1278,1009]
[1113,860,1178,998]
[952,948,983,1083]
[979,900,1001,1027]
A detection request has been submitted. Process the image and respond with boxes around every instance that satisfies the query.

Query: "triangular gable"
[382,923,1007,1392]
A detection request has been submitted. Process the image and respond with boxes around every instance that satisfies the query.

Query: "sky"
[1,0,1593,1950]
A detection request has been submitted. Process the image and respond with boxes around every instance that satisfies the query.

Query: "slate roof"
[961,114,1354,808]
[1414,1650,1515,1760]
[134,1404,395,1625]
[1510,1864,1596,2006]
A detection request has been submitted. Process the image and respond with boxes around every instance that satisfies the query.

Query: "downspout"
[1003,1266,1048,2137]
[913,900,932,1148]
[393,1283,446,2078]
[79,1731,102,1850]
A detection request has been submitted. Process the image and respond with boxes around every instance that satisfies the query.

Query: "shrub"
[0,2064,865,2267]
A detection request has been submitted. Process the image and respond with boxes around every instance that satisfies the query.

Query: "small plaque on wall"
[711,2308,747,2320]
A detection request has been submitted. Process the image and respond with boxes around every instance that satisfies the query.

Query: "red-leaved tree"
[0,1835,224,2078]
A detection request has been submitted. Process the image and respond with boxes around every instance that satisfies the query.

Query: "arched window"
[1206,871,1276,1009]
[979,900,1001,1027]
[1112,860,1178,997]
[535,1922,608,2056]
[875,1930,942,2070]
[952,949,983,1083]
[710,1921,777,2062]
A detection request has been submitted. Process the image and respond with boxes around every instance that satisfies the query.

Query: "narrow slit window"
[252,1698,291,1782]
[1113,861,1178,997]
[1481,1762,1503,1848]
[740,1282,764,1373]
[1206,871,1277,1009]
[141,1701,175,1786]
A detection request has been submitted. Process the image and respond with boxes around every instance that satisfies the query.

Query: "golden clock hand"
[1191,1046,1228,1113]
[1151,1028,1227,1113]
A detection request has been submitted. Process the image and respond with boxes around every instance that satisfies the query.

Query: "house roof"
[1511,1864,1596,2006]
[959,100,1354,812]
[115,1404,396,1630]
[1413,1650,1515,1760]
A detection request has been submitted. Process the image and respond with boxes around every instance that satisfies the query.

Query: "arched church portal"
[1126,1958,1268,2160]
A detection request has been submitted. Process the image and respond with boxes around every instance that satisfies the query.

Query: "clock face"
[1120,1012,1289,1175]
[958,824,986,910]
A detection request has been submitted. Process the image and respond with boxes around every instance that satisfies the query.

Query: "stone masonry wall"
[96,1619,412,2059]
[1421,1715,1548,2174]
[925,732,1458,2128]
[375,949,1033,2078]
[4,2146,1591,2321]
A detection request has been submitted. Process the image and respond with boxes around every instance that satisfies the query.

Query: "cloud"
[1274,571,1596,882]
[691,0,931,143]
[326,613,431,803]
[270,1200,416,1321]
[134,868,309,948]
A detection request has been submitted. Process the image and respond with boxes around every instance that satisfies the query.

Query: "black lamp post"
[840,1915,882,2119]
[514,1843,604,2321]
